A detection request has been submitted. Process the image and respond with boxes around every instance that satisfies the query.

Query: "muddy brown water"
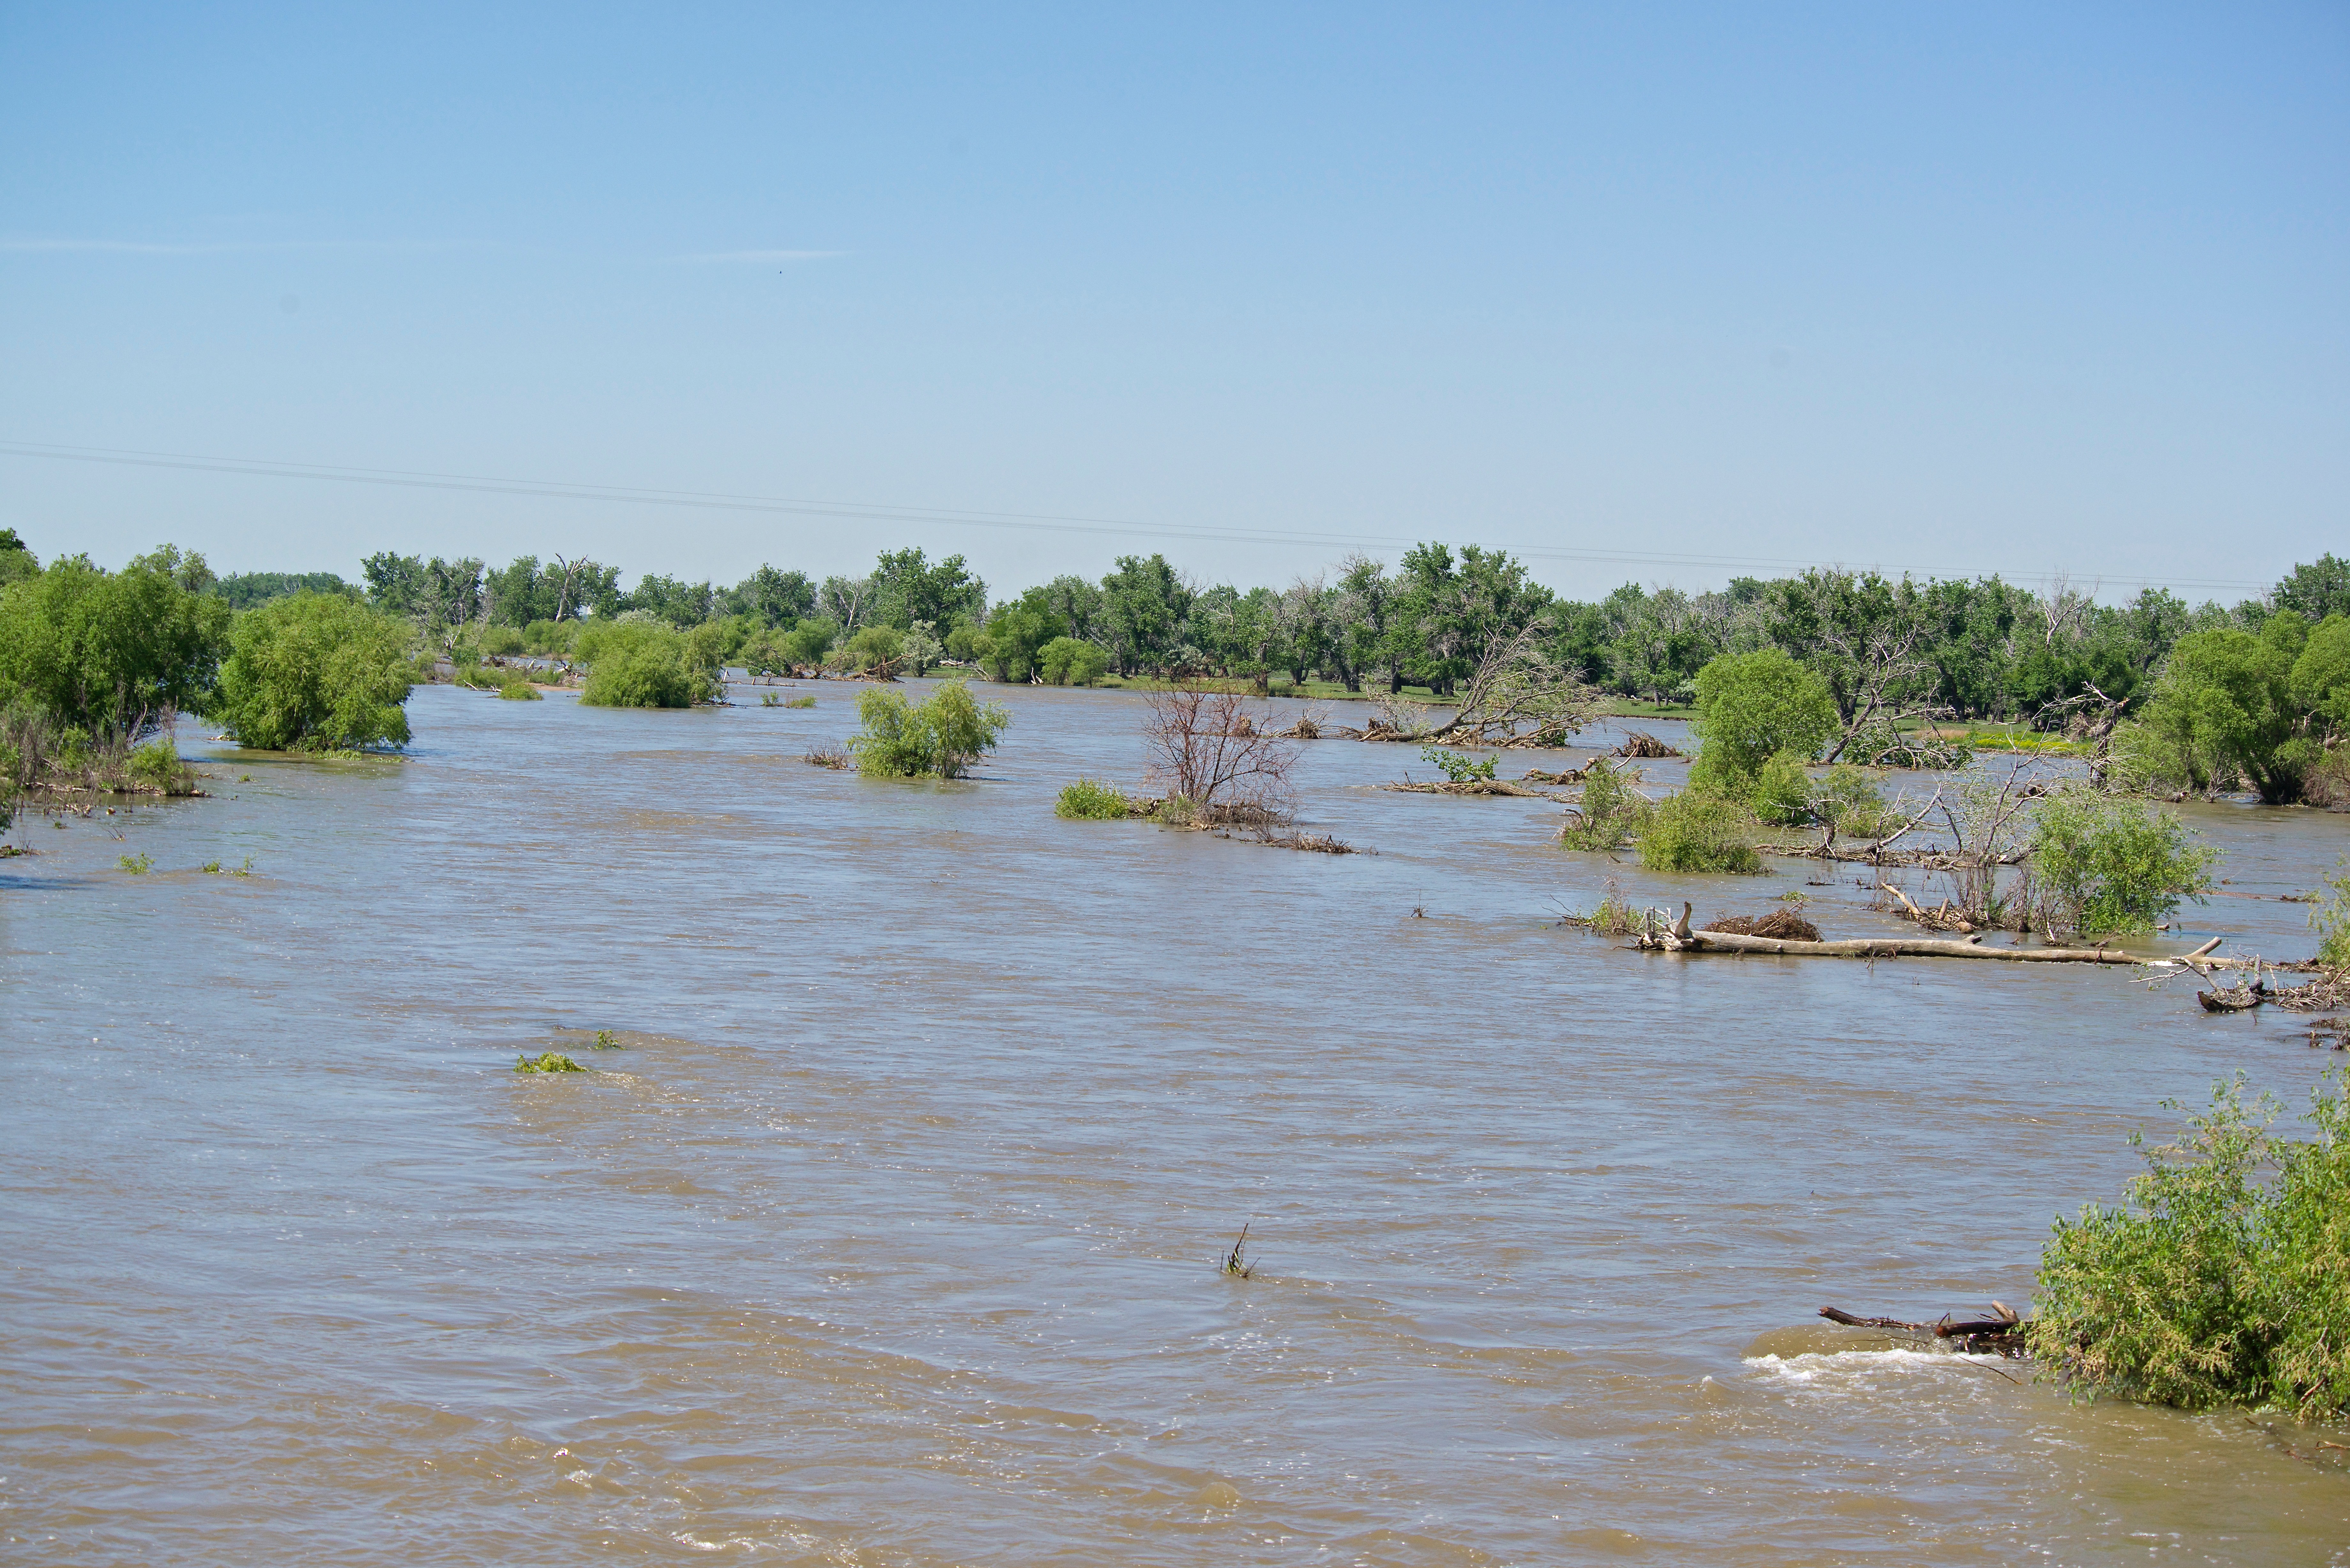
[4,681,2347,1565]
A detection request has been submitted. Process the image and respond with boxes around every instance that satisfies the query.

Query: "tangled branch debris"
[1614,731,1682,759]
[1820,1303,2027,1357]
[1702,910,1823,941]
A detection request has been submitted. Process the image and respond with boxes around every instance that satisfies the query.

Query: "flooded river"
[4,680,2346,1565]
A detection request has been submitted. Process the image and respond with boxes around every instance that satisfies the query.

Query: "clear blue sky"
[2,3,2342,602]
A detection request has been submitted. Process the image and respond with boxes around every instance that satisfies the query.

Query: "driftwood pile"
[1702,910,1822,941]
[1820,1303,2027,1358]
[1614,731,1682,759]
[1879,883,1977,933]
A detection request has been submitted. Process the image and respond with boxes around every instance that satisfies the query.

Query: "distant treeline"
[211,542,2350,728]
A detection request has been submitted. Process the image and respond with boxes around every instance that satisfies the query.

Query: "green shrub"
[1055,777,1132,819]
[514,1052,585,1073]
[496,677,542,700]
[1558,758,1653,850]
[2029,788,2218,936]
[1810,763,1887,838]
[1040,636,1109,687]
[846,624,905,674]
[2309,855,2350,970]
[1420,746,1497,783]
[2030,1072,2350,1420]
[479,624,525,656]
[118,851,153,874]
[126,736,198,795]
[207,592,413,751]
[1751,751,1813,825]
[1636,790,1764,874]
[521,619,577,657]
[577,620,717,708]
[1687,649,1840,798]
[847,680,1011,778]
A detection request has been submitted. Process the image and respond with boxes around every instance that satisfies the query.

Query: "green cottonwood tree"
[207,592,413,750]
[1687,649,1840,798]
[0,547,233,739]
[2135,613,2311,803]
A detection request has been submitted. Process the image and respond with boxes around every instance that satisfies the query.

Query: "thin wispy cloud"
[0,237,489,255]
[0,238,248,254]
[673,249,845,263]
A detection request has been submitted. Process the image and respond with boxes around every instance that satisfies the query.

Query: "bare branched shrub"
[1143,685,1300,824]
[1378,622,1598,748]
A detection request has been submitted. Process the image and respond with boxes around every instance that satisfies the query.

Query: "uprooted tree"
[1366,621,1599,749]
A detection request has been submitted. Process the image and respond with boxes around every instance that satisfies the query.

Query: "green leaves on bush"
[1635,790,1764,874]
[2128,611,2339,803]
[514,1052,586,1073]
[1687,649,1840,798]
[1055,777,1133,819]
[1558,758,1653,850]
[117,852,153,874]
[2028,788,2217,936]
[847,680,1010,778]
[207,591,414,751]
[576,619,718,708]
[126,736,198,795]
[1039,636,1109,687]
[2031,1073,2350,1421]
[1420,746,1497,783]
[0,546,233,740]
[2307,855,2350,970]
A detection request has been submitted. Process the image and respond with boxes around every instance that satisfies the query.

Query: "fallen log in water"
[1820,1303,2027,1356]
[1382,779,1562,798]
[1658,927,2142,963]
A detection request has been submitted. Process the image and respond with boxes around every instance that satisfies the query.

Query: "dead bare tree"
[1143,686,1301,823]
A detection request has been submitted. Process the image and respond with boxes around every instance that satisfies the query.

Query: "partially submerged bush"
[847,681,1010,778]
[1558,879,1642,934]
[2029,788,2217,937]
[1055,777,1133,819]
[2309,856,2350,970]
[2030,1072,2350,1421]
[1751,751,1813,826]
[1558,758,1652,850]
[1636,791,1764,874]
[496,677,542,700]
[206,591,413,751]
[1420,746,1497,783]
[515,1052,586,1073]
[577,619,718,709]
[126,736,198,795]
[1810,763,1888,839]
[1687,649,1839,799]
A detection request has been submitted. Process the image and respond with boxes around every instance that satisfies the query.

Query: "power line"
[0,437,2276,594]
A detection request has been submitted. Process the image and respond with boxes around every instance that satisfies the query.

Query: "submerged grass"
[515,1052,586,1074]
